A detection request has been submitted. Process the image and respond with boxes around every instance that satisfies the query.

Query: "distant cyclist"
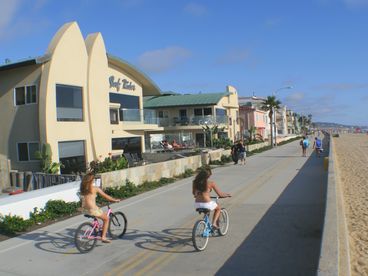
[313,137,323,157]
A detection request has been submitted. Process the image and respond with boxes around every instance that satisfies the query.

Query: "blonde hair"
[80,173,94,195]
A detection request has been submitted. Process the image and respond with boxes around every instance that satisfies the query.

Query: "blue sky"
[1,0,367,126]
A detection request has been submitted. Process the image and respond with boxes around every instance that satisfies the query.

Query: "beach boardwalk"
[0,139,328,275]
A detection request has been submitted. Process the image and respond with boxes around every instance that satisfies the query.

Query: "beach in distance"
[334,133,368,276]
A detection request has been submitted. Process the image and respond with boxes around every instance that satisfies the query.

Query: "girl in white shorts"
[192,166,231,228]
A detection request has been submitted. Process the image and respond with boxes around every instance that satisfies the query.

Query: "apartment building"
[0,22,162,174]
[238,96,270,140]
[0,21,242,176]
[144,86,240,149]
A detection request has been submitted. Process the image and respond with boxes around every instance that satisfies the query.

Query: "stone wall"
[0,154,11,192]
[101,154,203,188]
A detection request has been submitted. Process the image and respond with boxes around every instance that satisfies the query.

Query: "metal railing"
[155,115,228,127]
[10,171,80,191]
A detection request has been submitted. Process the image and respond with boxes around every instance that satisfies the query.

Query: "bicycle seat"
[84,214,95,219]
[196,208,210,214]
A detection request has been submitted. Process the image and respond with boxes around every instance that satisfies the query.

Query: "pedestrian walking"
[237,140,246,165]
[300,136,310,157]
[312,137,323,157]
[231,141,239,164]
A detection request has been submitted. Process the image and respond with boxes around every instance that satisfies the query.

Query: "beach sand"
[334,133,368,276]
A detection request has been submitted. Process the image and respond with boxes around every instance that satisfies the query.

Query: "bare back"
[194,181,218,203]
[81,187,99,210]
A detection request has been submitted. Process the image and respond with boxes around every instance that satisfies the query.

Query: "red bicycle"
[74,203,127,253]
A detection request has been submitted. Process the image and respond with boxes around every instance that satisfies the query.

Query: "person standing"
[231,141,239,165]
[237,140,246,165]
[300,136,310,157]
[313,137,323,157]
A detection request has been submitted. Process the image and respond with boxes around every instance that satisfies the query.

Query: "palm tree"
[261,96,281,147]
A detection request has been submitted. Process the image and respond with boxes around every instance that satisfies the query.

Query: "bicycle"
[74,203,127,253]
[192,196,229,251]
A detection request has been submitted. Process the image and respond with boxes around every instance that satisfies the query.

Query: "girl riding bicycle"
[192,166,231,229]
[80,173,119,243]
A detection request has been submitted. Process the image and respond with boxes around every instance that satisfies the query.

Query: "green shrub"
[178,169,194,178]
[159,177,175,185]
[0,214,32,234]
[213,138,232,149]
[45,200,80,216]
[29,207,54,223]
[221,155,232,163]
[90,155,128,174]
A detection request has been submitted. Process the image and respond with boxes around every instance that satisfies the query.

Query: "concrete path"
[0,140,328,276]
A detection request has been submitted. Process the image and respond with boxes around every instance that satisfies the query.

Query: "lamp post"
[272,86,293,147]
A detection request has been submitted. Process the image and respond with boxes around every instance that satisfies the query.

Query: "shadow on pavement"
[123,227,195,253]
[216,146,329,276]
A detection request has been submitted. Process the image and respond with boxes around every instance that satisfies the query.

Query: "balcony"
[156,115,228,127]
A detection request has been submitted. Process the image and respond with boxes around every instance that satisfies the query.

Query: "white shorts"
[194,201,218,211]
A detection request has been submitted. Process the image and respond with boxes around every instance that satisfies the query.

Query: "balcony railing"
[116,110,228,128]
[156,115,228,127]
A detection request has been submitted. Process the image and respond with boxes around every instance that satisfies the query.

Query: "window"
[204,108,212,116]
[26,86,37,104]
[194,109,203,116]
[215,108,226,116]
[194,108,212,116]
[179,109,187,118]
[109,93,140,121]
[58,140,86,174]
[158,111,168,118]
[14,85,37,106]
[56,84,83,121]
[112,137,141,153]
[110,108,119,124]
[17,142,39,161]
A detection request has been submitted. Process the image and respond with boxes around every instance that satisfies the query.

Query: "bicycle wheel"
[218,208,229,236]
[74,222,97,253]
[108,211,127,238]
[192,220,209,251]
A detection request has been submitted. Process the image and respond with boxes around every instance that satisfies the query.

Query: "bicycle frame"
[202,213,213,238]
[83,206,113,240]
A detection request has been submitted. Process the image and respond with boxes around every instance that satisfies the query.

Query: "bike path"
[0,140,327,276]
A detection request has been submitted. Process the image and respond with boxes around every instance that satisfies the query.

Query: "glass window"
[179,109,187,118]
[56,84,83,121]
[109,93,139,109]
[194,109,203,116]
[58,140,86,174]
[110,109,119,124]
[28,142,40,161]
[17,143,29,161]
[112,137,141,153]
[204,108,212,116]
[15,87,26,106]
[216,108,226,116]
[26,85,37,104]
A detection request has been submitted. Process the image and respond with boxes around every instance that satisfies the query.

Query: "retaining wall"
[317,134,350,275]
[0,181,80,219]
[0,155,10,192]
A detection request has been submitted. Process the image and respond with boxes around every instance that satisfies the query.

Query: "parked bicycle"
[74,203,127,253]
[192,196,229,251]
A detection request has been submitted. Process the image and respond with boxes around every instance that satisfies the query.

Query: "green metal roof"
[143,92,228,108]
[0,55,51,72]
